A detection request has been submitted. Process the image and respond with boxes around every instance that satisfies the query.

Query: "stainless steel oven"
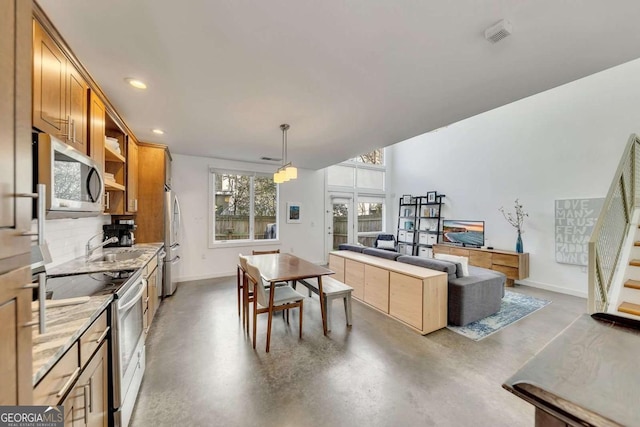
[112,270,146,427]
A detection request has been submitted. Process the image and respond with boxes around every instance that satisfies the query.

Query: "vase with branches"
[499,199,528,253]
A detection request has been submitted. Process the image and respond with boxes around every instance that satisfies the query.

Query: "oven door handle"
[117,279,147,312]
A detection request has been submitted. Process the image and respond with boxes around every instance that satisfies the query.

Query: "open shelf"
[105,145,126,163]
[105,180,125,191]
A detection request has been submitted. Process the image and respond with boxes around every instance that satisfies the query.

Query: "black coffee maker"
[103,222,136,247]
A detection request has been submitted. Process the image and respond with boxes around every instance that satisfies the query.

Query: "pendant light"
[273,123,297,183]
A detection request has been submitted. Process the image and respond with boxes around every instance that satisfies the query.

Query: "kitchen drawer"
[33,342,80,405]
[80,310,109,367]
[492,264,519,280]
[470,252,492,268]
[492,253,519,268]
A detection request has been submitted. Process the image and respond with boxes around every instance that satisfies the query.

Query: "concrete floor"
[130,277,587,427]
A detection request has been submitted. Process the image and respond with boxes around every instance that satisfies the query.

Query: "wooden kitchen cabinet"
[78,341,108,427]
[126,135,139,214]
[137,143,172,243]
[104,113,127,214]
[59,341,108,427]
[33,313,109,427]
[0,0,33,406]
[88,91,105,178]
[0,267,33,405]
[144,255,160,338]
[33,18,88,153]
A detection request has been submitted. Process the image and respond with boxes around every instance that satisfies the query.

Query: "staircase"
[588,134,640,314]
[614,225,640,318]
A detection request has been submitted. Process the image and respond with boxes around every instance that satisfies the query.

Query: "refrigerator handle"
[174,195,182,233]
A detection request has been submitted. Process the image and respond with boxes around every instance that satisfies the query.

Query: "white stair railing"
[588,134,640,313]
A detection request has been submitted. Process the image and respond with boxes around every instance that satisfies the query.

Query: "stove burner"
[44,270,135,300]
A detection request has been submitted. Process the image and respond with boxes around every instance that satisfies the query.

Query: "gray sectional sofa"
[337,244,506,326]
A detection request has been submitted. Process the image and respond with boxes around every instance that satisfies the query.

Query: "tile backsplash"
[35,216,111,268]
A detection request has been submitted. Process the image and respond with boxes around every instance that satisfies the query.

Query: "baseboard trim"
[177,271,235,283]
[516,279,588,299]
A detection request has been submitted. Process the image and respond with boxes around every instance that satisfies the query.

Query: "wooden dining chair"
[245,260,305,352]
[252,249,280,255]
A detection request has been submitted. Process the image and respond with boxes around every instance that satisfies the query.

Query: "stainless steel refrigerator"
[164,189,181,296]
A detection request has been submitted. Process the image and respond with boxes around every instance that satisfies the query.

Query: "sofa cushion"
[434,253,469,277]
[362,247,401,260]
[338,244,364,253]
[376,240,396,250]
[396,256,457,281]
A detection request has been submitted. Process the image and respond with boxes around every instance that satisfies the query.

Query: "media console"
[433,244,529,287]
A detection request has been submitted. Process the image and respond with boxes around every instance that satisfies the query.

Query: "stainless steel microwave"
[34,133,104,218]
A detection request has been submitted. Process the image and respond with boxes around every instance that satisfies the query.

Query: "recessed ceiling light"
[152,129,165,135]
[125,78,147,89]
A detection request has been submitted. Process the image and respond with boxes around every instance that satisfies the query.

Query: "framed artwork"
[286,202,301,223]
[427,191,437,203]
[402,194,412,204]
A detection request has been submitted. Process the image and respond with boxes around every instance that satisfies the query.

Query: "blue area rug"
[447,291,551,341]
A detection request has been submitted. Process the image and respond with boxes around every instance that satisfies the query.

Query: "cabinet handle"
[72,118,77,143]
[134,199,138,211]
[22,283,39,289]
[56,367,81,398]
[95,327,110,345]
[104,192,110,210]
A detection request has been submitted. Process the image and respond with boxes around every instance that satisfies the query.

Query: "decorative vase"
[516,232,523,253]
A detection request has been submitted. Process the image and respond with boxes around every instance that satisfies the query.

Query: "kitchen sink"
[89,251,142,263]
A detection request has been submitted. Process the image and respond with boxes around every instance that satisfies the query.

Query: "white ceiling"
[38,0,640,169]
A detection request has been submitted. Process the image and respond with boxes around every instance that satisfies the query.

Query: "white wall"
[42,216,110,268]
[388,58,640,298]
[171,154,326,282]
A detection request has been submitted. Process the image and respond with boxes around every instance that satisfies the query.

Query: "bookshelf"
[397,193,445,256]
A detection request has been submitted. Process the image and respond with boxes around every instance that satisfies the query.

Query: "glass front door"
[328,196,353,250]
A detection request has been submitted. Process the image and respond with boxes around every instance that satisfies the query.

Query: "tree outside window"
[213,172,277,242]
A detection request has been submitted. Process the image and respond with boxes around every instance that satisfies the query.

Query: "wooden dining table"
[244,253,334,336]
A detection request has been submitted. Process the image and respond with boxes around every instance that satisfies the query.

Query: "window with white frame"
[357,197,385,247]
[210,170,278,243]
[327,148,387,247]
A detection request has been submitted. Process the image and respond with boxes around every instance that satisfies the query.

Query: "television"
[442,220,484,247]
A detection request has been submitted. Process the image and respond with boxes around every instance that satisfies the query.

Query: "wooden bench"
[295,276,353,332]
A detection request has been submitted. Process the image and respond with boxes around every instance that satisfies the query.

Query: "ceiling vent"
[485,19,512,43]
[260,156,281,162]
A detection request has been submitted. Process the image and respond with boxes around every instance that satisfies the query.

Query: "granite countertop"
[32,242,163,386]
[46,242,163,277]
[32,294,112,385]
[503,314,640,426]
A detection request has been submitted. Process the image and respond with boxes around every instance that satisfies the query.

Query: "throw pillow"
[434,253,470,277]
[377,240,396,250]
